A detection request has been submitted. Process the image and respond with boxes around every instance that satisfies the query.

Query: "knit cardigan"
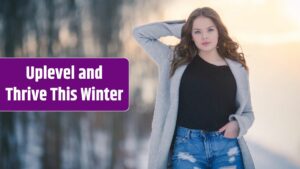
[132,20,255,169]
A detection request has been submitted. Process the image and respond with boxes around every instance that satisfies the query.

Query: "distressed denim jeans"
[171,126,244,169]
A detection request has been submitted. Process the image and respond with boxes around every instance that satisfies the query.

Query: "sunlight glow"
[282,0,300,26]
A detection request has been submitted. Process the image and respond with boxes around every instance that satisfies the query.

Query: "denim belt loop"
[185,129,191,139]
[200,130,206,139]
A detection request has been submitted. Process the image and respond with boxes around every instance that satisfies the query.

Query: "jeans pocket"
[220,132,237,140]
[174,135,187,144]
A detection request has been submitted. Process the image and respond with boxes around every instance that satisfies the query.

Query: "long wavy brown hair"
[170,7,248,77]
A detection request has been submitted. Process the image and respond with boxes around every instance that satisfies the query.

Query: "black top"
[176,55,237,131]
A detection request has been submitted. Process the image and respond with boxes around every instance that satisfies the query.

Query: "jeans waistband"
[175,126,222,138]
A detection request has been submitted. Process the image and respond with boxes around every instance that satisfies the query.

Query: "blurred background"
[0,0,299,168]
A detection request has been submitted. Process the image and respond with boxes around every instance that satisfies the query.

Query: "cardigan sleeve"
[132,20,185,66]
[229,72,255,139]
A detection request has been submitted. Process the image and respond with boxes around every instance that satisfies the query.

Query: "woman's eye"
[194,31,201,34]
[208,28,214,32]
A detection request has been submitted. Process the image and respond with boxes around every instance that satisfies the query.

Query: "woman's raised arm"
[132,20,185,66]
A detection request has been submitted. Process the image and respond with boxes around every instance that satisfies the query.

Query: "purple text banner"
[0,58,129,112]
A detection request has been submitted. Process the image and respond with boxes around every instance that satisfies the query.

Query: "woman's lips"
[202,42,210,45]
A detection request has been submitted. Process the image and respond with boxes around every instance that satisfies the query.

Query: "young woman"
[133,7,255,169]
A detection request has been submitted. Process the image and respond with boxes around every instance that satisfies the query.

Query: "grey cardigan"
[132,20,255,169]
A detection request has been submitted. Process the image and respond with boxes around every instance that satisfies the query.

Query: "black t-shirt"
[176,55,237,131]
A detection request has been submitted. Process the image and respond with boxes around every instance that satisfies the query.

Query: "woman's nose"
[201,33,208,39]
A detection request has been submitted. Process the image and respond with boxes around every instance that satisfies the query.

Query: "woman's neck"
[199,50,221,60]
[198,50,226,65]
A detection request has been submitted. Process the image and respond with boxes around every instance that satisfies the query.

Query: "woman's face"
[191,16,219,53]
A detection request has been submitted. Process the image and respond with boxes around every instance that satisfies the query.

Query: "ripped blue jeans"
[171,126,244,169]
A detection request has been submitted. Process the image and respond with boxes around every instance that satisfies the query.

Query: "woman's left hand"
[218,120,240,139]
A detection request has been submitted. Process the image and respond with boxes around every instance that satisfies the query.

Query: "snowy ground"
[248,140,300,169]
